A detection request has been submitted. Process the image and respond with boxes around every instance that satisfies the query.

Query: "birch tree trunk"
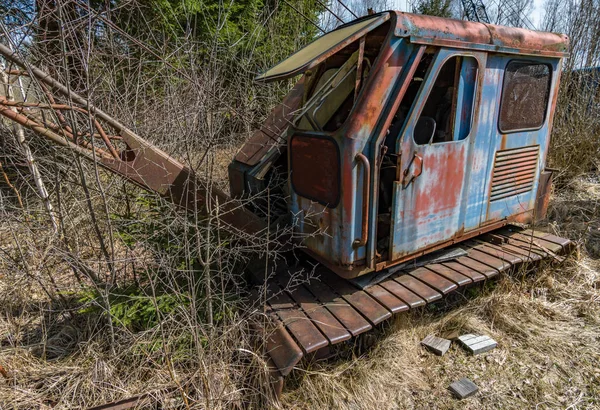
[1,63,58,231]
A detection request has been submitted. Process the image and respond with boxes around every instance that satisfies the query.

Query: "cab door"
[389,49,485,260]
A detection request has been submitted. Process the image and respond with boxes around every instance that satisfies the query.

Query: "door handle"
[402,153,423,188]
[353,153,370,248]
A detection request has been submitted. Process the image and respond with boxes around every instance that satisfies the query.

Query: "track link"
[255,226,575,394]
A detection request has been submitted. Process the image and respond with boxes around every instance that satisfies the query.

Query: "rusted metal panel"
[483,55,561,227]
[489,146,539,202]
[390,49,487,261]
[535,170,553,221]
[390,141,468,258]
[392,12,569,57]
[289,134,341,207]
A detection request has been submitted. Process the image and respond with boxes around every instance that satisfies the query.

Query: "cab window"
[414,55,479,145]
[295,50,366,132]
[499,61,552,132]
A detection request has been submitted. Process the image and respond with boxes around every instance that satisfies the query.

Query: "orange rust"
[414,147,465,217]
[534,171,553,221]
[326,213,535,279]
[393,12,569,57]
[500,134,507,150]
[0,363,8,380]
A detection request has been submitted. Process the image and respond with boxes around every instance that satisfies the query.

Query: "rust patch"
[290,134,341,207]
[392,12,569,57]
[535,170,553,221]
[414,146,465,219]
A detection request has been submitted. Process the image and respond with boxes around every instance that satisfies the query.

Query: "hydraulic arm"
[0,43,266,238]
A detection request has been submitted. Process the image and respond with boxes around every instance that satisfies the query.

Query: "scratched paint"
[482,55,560,225]
[391,142,468,257]
[258,12,568,278]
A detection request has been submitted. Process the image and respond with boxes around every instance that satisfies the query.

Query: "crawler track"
[256,226,575,395]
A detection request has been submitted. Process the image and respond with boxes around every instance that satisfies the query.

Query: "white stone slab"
[458,334,497,355]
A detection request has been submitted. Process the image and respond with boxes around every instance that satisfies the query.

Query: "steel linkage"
[0,43,267,239]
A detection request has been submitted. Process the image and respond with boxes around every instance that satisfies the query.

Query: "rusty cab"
[228,11,569,279]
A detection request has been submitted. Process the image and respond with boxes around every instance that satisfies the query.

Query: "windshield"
[294,50,371,132]
[290,17,391,133]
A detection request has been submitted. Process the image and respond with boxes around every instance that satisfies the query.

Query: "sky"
[531,0,545,28]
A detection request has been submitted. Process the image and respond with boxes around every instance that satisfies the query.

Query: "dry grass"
[0,272,269,409]
[2,179,597,409]
[280,180,600,410]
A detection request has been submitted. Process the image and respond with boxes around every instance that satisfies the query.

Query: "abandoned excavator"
[0,11,576,397]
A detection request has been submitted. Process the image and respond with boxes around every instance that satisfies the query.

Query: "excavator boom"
[0,43,266,238]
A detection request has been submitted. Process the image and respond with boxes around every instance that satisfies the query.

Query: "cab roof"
[256,11,569,83]
[392,11,569,58]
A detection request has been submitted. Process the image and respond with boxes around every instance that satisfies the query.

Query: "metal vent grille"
[490,145,539,201]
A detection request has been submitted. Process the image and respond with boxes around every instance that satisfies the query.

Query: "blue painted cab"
[233,11,568,278]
